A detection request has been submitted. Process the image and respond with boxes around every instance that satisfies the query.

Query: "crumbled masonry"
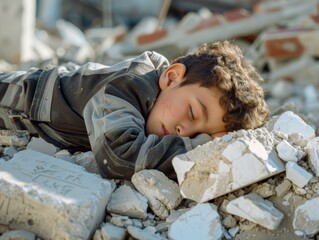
[172,127,285,203]
[1,109,319,239]
[293,198,319,236]
[131,170,183,219]
[168,203,223,240]
[0,149,114,240]
[226,193,284,230]
[2,1,319,238]
[107,185,148,219]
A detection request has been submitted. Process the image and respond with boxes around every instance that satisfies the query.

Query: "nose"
[176,124,197,137]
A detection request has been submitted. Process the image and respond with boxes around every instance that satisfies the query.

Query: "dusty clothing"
[0,51,211,179]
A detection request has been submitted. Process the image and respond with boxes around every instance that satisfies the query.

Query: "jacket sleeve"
[83,87,213,180]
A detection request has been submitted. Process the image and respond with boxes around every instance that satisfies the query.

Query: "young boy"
[0,41,269,180]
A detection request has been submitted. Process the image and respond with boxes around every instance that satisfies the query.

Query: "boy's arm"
[83,88,213,180]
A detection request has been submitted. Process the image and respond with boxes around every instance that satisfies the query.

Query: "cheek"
[168,99,186,119]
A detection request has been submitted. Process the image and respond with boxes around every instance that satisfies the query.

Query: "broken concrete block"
[271,111,315,139]
[293,197,319,236]
[127,226,166,240]
[306,137,319,177]
[26,137,58,156]
[0,130,30,147]
[226,193,284,230]
[285,162,313,188]
[172,128,285,203]
[275,179,292,198]
[276,140,303,162]
[93,223,126,240]
[72,151,99,174]
[109,215,134,228]
[54,149,74,163]
[0,149,113,240]
[168,203,223,240]
[131,170,183,219]
[3,146,17,158]
[0,229,36,240]
[107,185,148,219]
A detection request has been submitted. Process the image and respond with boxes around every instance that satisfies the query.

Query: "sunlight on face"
[146,83,227,138]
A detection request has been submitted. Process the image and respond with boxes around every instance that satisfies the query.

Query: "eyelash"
[189,106,195,120]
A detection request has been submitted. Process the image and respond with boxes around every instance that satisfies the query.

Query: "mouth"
[160,124,170,135]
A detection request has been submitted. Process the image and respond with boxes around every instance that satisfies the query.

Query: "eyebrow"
[197,98,208,122]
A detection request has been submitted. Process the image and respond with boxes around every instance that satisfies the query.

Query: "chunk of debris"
[226,193,284,230]
[0,149,113,240]
[172,127,284,203]
[72,151,99,174]
[285,162,313,188]
[0,229,36,240]
[268,111,315,139]
[306,137,319,177]
[26,137,58,156]
[276,140,304,162]
[131,170,183,219]
[168,203,223,240]
[293,197,319,236]
[275,179,292,198]
[93,223,127,240]
[107,185,148,219]
[127,226,166,240]
[0,130,30,147]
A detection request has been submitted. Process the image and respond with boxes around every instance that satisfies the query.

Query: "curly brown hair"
[171,40,269,131]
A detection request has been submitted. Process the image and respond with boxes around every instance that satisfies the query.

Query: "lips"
[161,125,170,135]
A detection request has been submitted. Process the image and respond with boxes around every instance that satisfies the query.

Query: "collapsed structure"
[1,0,319,239]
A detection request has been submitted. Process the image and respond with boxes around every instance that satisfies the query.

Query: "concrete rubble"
[2,0,319,239]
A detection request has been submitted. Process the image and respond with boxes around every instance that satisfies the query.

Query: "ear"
[159,63,186,90]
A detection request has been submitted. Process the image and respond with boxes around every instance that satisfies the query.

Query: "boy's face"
[146,63,227,138]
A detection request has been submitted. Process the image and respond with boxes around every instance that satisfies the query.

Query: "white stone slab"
[272,111,315,139]
[0,149,113,240]
[168,203,223,240]
[93,223,127,240]
[226,193,284,230]
[27,137,58,156]
[293,197,319,236]
[306,137,319,177]
[285,162,313,188]
[172,128,285,203]
[276,140,299,162]
[107,185,148,219]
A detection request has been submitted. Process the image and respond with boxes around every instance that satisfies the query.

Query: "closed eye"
[189,105,195,120]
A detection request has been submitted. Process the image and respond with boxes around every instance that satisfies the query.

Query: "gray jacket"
[0,51,212,179]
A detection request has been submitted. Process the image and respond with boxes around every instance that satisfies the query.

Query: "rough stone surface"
[168,203,223,240]
[107,185,148,219]
[275,179,292,197]
[0,149,113,240]
[293,197,319,236]
[276,140,301,162]
[226,193,284,230]
[306,137,319,177]
[26,137,58,156]
[131,170,183,219]
[172,127,285,203]
[93,223,126,240]
[0,229,35,240]
[270,111,315,139]
[127,226,166,240]
[286,162,313,188]
[0,130,30,147]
